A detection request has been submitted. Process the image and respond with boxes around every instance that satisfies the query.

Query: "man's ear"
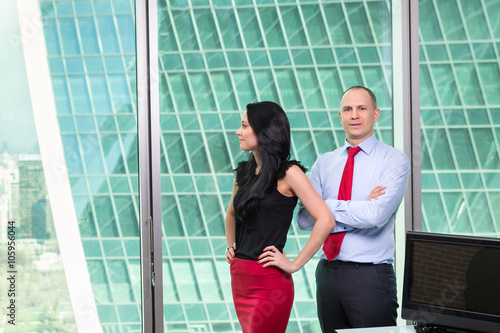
[373,108,381,123]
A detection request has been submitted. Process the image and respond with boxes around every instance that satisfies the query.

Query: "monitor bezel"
[402,231,500,333]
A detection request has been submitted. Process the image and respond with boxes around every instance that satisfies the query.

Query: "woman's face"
[236,111,259,152]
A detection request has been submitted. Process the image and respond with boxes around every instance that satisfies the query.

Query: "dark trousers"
[315,259,398,332]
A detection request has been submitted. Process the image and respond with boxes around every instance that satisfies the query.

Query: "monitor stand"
[414,322,480,333]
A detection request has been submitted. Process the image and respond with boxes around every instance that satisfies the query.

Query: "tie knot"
[348,147,362,158]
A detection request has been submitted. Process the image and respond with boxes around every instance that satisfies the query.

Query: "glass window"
[419,0,500,237]
[158,1,394,331]
[0,1,141,331]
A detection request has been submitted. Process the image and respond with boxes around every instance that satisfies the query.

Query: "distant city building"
[0,153,16,241]
[17,155,53,240]
[8,179,19,232]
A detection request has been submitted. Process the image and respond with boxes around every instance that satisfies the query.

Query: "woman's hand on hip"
[226,244,236,264]
[258,245,299,274]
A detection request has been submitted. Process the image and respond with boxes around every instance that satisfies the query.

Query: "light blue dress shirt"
[296,134,410,264]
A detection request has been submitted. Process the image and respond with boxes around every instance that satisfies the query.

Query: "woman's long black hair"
[234,101,305,224]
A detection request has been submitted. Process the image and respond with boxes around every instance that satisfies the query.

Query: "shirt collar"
[342,134,377,155]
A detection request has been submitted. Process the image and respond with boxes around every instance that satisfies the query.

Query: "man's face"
[339,88,380,146]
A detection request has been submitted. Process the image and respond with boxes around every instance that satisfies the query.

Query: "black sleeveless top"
[233,187,298,261]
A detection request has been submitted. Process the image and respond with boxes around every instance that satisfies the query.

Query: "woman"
[224,101,336,333]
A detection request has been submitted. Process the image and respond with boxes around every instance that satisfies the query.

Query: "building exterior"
[17,155,53,240]
[11,0,500,332]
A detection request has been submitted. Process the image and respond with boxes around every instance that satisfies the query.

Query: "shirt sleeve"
[296,156,351,233]
[325,151,410,229]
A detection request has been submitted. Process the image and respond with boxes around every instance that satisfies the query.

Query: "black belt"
[321,259,388,268]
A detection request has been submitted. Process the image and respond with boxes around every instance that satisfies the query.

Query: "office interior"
[0,0,499,332]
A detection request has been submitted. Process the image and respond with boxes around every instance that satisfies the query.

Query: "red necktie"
[323,146,362,261]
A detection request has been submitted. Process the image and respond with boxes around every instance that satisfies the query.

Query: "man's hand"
[367,185,386,200]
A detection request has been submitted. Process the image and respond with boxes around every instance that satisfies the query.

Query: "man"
[297,86,410,331]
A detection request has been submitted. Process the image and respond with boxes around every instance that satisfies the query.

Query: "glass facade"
[157,1,392,332]
[38,0,141,331]
[419,0,500,236]
[1,0,498,332]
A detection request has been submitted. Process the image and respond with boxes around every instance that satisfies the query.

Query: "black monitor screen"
[402,231,500,333]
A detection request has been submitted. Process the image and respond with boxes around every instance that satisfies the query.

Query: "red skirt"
[230,257,294,333]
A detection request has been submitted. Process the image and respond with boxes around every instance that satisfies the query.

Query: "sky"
[0,0,39,154]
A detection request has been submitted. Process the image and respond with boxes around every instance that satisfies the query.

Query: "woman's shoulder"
[283,163,308,183]
[285,163,306,175]
[278,163,311,197]
[276,160,306,179]
[288,160,307,172]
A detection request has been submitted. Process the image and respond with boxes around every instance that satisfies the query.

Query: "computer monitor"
[402,231,500,333]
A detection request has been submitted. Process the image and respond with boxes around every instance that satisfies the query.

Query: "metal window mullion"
[136,0,163,332]
[392,1,421,326]
[405,0,422,232]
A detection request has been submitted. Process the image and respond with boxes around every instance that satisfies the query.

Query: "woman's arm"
[258,165,335,273]
[225,178,238,264]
